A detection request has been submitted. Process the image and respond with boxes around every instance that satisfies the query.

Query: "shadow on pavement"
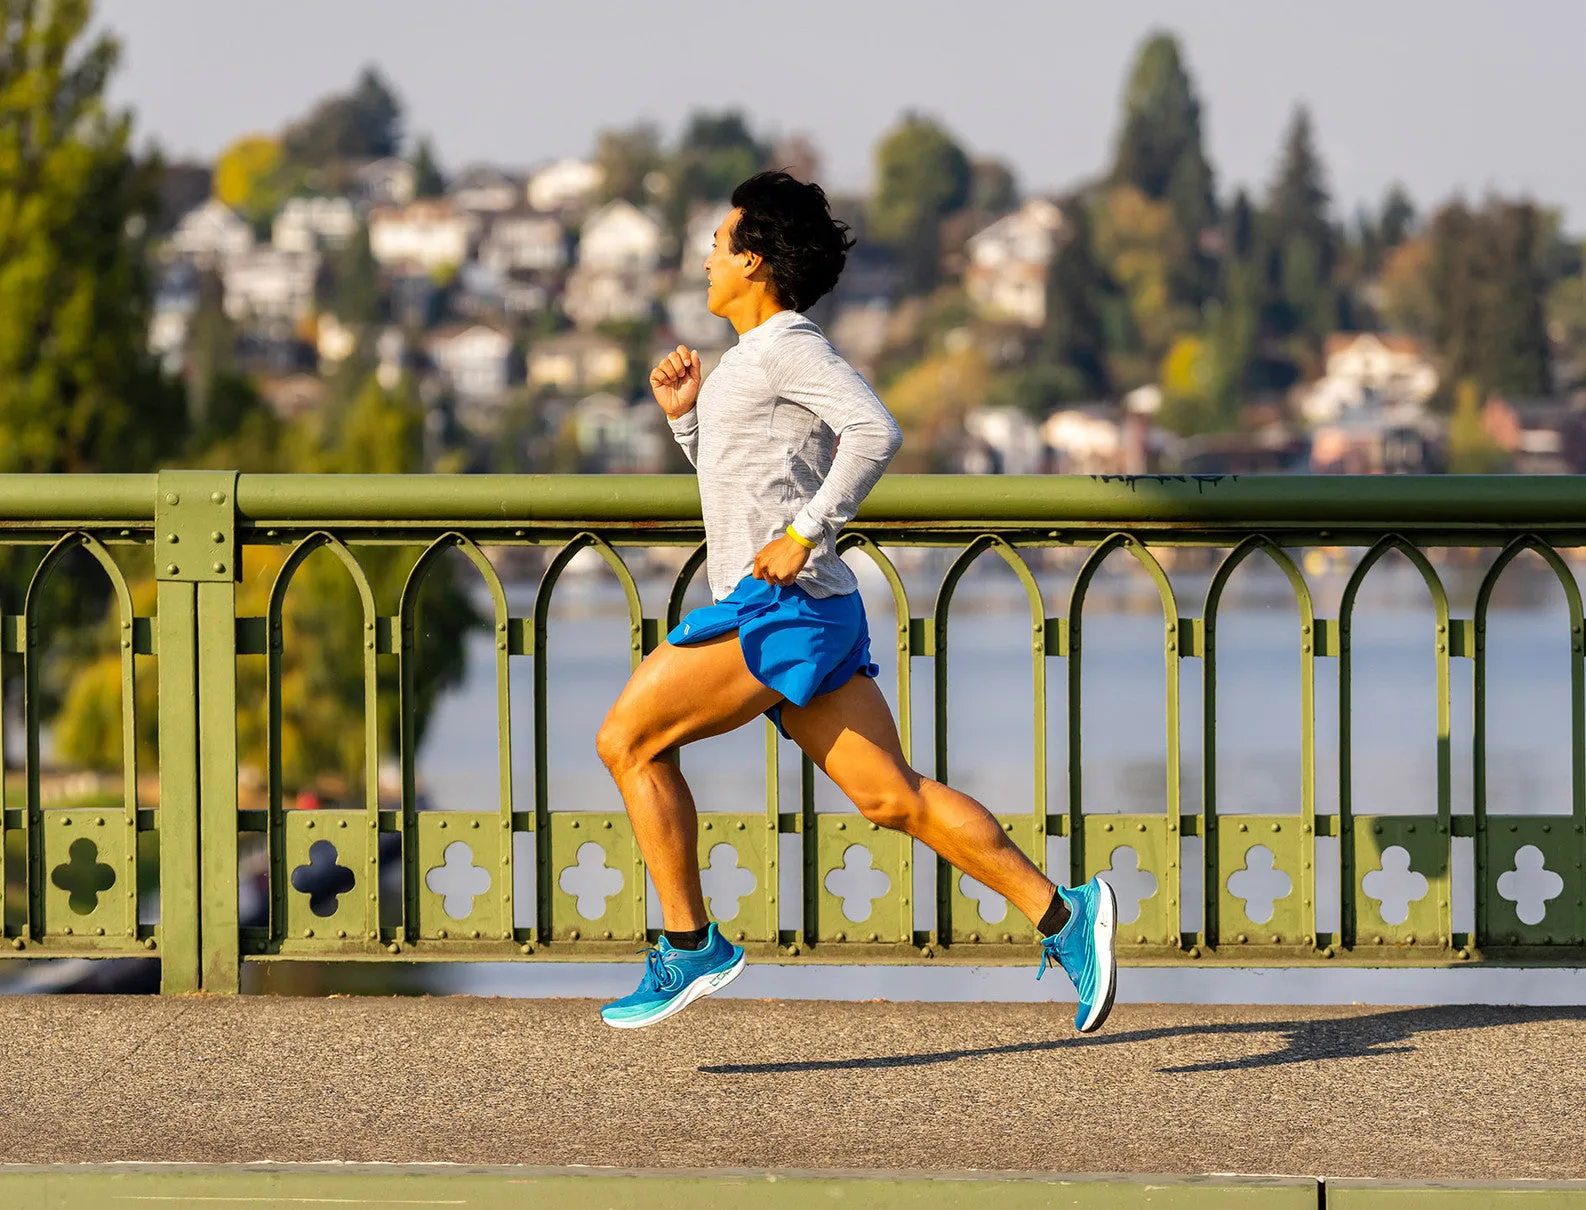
[699,1005,1586,1076]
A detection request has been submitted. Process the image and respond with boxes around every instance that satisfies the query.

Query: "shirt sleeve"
[666,407,699,468]
[761,326,903,546]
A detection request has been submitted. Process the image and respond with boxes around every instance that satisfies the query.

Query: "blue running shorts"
[667,575,878,738]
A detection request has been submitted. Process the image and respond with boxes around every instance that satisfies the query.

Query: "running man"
[595,172,1116,1032]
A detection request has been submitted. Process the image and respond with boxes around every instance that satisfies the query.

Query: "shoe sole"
[1076,880,1118,1034]
[602,952,746,1030]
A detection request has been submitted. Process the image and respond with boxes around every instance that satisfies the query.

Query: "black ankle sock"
[1037,888,1071,938]
[664,925,710,951]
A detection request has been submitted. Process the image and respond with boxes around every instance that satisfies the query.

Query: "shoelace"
[1036,934,1063,981]
[639,945,684,993]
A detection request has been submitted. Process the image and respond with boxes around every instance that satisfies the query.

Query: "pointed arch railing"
[4,471,1586,992]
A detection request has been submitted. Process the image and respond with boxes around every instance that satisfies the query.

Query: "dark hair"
[729,171,855,313]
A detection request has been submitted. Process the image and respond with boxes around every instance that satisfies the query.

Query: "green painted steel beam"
[0,1165,1322,1208]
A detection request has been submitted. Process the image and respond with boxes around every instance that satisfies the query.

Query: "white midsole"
[1078,881,1117,1032]
[603,953,746,1030]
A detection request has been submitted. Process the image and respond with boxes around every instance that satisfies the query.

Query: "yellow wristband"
[785,524,817,550]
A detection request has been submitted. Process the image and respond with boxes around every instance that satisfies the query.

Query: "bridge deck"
[1,996,1580,1180]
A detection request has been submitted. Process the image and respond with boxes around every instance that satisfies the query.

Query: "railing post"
[155,472,240,994]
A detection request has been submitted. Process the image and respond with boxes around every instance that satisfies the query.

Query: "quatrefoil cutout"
[290,840,356,918]
[425,841,492,920]
[1361,845,1429,926]
[700,844,756,922]
[558,841,624,919]
[824,845,890,923]
[1497,844,1565,926]
[1227,845,1292,925]
[51,838,116,916]
[1099,846,1159,925]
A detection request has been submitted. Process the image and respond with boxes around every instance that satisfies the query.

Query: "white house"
[564,267,657,328]
[577,200,664,272]
[573,392,666,472]
[665,288,733,349]
[479,211,567,274]
[964,198,1067,328]
[527,159,603,213]
[961,407,1045,474]
[1300,333,1440,424]
[353,157,416,210]
[169,200,254,269]
[527,332,627,394]
[448,164,523,215]
[427,323,516,400]
[368,201,478,272]
[680,202,734,279]
[222,248,320,321]
[1041,406,1126,474]
[273,196,359,254]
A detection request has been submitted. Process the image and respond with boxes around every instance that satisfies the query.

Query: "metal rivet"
[1137,823,1147,833]
[438,929,448,939]
[736,821,745,830]
[306,820,315,829]
[1271,822,1281,832]
[835,931,846,941]
[338,819,347,829]
[1271,934,1280,944]
[303,928,313,938]
[143,938,156,950]
[473,930,483,939]
[601,819,612,829]
[869,932,880,942]
[1188,945,1200,958]
[837,821,846,830]
[336,929,346,939]
[1406,934,1416,945]
[1136,934,1146,944]
[388,942,401,954]
[166,533,179,544]
[520,942,534,954]
[63,926,73,935]
[62,817,71,827]
[1373,935,1384,945]
[968,932,979,943]
[920,945,934,957]
[164,492,179,505]
[1237,933,1247,943]
[210,491,225,504]
[166,564,179,576]
[703,821,713,830]
[1238,822,1248,832]
[569,929,580,940]
[1105,822,1114,832]
[211,531,225,543]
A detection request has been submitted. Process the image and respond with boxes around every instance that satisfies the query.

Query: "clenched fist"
[649,345,702,420]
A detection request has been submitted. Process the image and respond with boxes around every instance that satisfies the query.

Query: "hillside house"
[427,323,517,400]
[448,164,523,215]
[273,196,359,254]
[965,199,1066,328]
[222,248,319,321]
[479,211,567,274]
[1300,333,1440,424]
[527,159,603,213]
[352,158,416,210]
[527,332,628,394]
[368,201,478,272]
[169,200,254,269]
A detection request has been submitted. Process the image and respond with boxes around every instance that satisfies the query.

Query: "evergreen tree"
[594,123,662,205]
[410,135,446,198]
[869,113,972,294]
[1485,200,1553,398]
[0,0,185,476]
[283,65,403,166]
[1380,184,1418,250]
[1263,106,1336,343]
[1110,31,1217,303]
[1040,202,1110,398]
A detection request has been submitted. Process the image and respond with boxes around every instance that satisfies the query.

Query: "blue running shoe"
[1036,877,1118,1033]
[600,923,745,1029]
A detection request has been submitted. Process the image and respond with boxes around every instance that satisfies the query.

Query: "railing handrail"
[8,473,1586,528]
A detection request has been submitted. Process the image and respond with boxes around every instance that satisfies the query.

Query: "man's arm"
[764,329,902,547]
[650,344,701,467]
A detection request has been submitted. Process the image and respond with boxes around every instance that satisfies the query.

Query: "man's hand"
[649,344,702,420]
[752,533,812,587]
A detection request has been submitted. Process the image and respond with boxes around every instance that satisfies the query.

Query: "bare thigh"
[778,674,919,807]
[598,633,784,764]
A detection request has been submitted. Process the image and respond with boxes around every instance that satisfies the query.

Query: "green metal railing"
[4,471,1586,993]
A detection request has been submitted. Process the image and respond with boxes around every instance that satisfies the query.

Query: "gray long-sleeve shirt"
[668,309,903,601]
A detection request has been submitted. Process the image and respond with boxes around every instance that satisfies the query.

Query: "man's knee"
[596,713,646,778]
[852,774,927,833]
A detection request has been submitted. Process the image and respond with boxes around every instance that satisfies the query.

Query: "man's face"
[704,208,751,317]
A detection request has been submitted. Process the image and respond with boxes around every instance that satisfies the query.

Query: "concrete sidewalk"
[1,996,1582,1181]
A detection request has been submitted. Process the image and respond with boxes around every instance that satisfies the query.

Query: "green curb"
[0,1165,1316,1209]
[1327,1179,1586,1207]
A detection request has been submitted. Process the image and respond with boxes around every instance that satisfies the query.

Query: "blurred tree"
[1157,334,1223,434]
[1038,201,1111,399]
[283,65,403,167]
[1377,234,1435,337]
[1109,31,1216,306]
[0,0,186,482]
[869,113,971,295]
[1379,184,1418,251]
[320,221,383,326]
[1484,200,1553,399]
[213,134,284,221]
[1262,106,1336,345]
[969,157,1019,216]
[1445,377,1508,473]
[663,110,769,248]
[594,123,662,205]
[881,344,989,468]
[1091,185,1197,374]
[410,135,446,198]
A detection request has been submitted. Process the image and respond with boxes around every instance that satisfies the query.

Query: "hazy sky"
[96,1,1586,228]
